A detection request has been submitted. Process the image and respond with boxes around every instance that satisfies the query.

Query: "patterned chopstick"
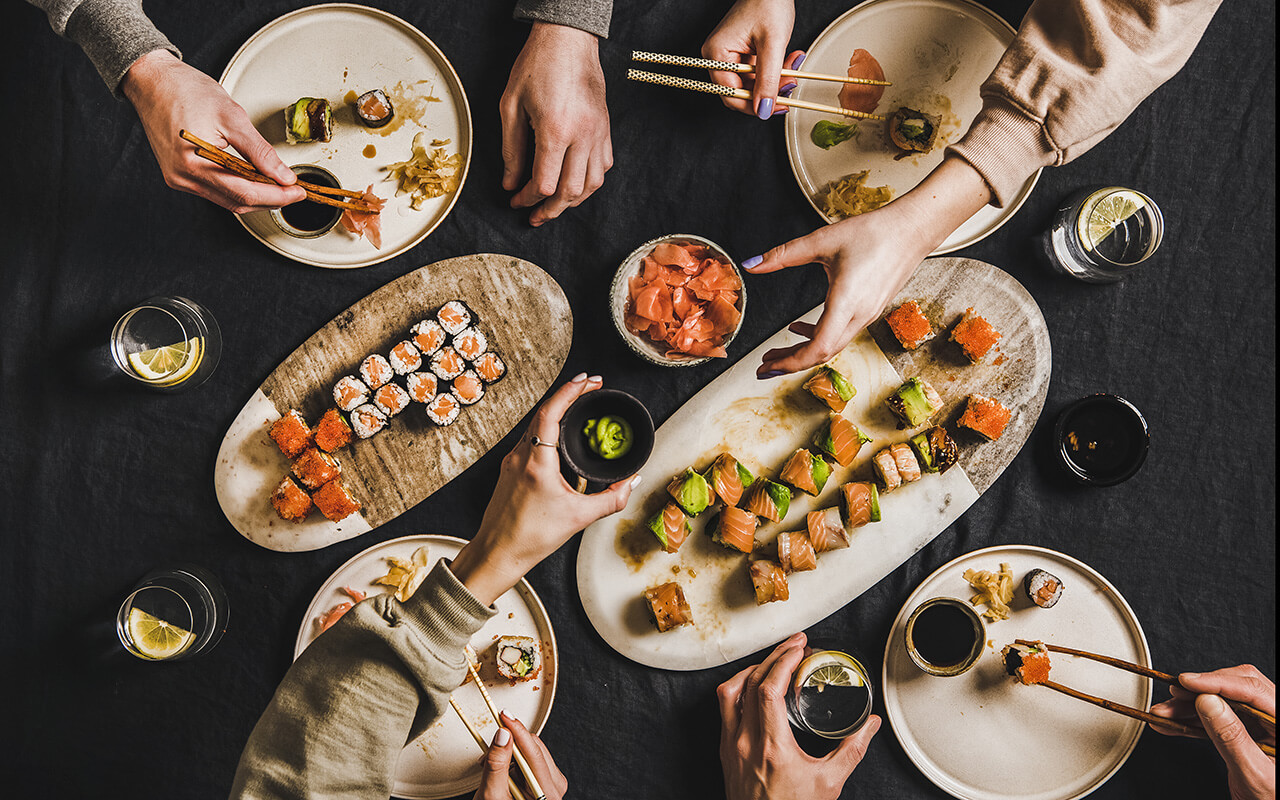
[632,50,892,86]
[626,69,885,120]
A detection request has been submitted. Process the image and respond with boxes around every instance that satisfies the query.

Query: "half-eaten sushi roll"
[890,443,922,484]
[884,300,934,350]
[437,300,473,336]
[430,347,466,381]
[354,88,394,128]
[886,377,943,427]
[957,394,1012,441]
[475,351,507,384]
[646,502,690,553]
[813,414,872,467]
[777,531,817,573]
[872,447,902,492]
[313,479,362,522]
[1024,569,1065,608]
[360,354,394,390]
[950,308,1002,363]
[374,382,410,417]
[453,327,488,361]
[780,448,832,496]
[644,582,693,632]
[910,426,959,473]
[270,410,313,459]
[1002,641,1051,685]
[292,447,341,490]
[807,507,851,552]
[333,375,370,413]
[410,319,447,357]
[451,370,485,405]
[708,506,758,553]
[313,408,354,453]
[803,365,856,413]
[284,97,332,144]
[388,340,422,375]
[667,468,711,516]
[841,481,881,528]
[426,393,461,426]
[350,404,387,439]
[404,372,438,404]
[743,479,792,523]
[749,560,790,605]
[705,453,755,507]
[496,635,542,681]
[271,475,312,522]
[887,106,939,155]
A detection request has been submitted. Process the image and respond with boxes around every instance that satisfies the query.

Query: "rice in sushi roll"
[437,300,473,336]
[333,375,370,412]
[495,635,542,681]
[430,347,466,381]
[1024,569,1065,608]
[475,351,507,384]
[451,370,485,405]
[360,355,394,390]
[426,393,461,426]
[350,404,387,439]
[453,327,488,361]
[410,320,447,357]
[388,340,422,375]
[404,372,438,404]
[373,383,410,417]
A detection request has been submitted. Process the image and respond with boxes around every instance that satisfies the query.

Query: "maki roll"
[1002,641,1051,685]
[1024,569,1065,608]
[354,88,394,128]
[780,448,832,496]
[374,383,411,417]
[430,347,466,381]
[667,468,712,517]
[803,365,856,413]
[872,447,902,492]
[410,319,447,357]
[887,106,939,155]
[841,481,881,528]
[807,507,851,552]
[284,97,333,144]
[360,355,394,391]
[350,404,387,439]
[749,560,790,605]
[388,340,422,375]
[890,443,922,484]
[885,377,943,427]
[950,308,1002,363]
[646,502,690,553]
[910,426,959,473]
[313,479,362,522]
[437,300,473,335]
[957,394,1012,441]
[271,476,312,522]
[884,300,934,350]
[333,375,370,413]
[644,582,693,632]
[426,393,461,426]
[475,351,507,384]
[453,327,488,361]
[495,635,542,681]
[404,372,438,403]
[708,506,758,553]
[292,447,341,490]
[451,370,485,405]
[313,408,354,453]
[813,414,872,467]
[743,479,791,523]
[270,410,313,459]
[705,453,755,507]
[777,531,817,573]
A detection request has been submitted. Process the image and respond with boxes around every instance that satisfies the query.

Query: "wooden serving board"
[215,254,571,552]
[576,257,1049,670]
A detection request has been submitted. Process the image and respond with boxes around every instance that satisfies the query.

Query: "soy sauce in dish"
[912,602,979,667]
[281,170,341,233]
[1056,395,1148,485]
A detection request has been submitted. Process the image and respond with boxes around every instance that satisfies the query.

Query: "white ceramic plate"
[784,0,1039,253]
[220,4,471,268]
[883,545,1149,800]
[296,535,557,800]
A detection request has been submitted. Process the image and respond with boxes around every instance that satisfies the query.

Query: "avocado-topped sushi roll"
[360,354,394,391]
[803,365,856,413]
[333,375,370,413]
[388,340,422,375]
[354,88,394,128]
[453,327,488,361]
[451,370,485,405]
[667,468,711,516]
[292,447,341,490]
[475,351,507,384]
[958,394,1012,441]
[950,308,1002,363]
[1024,569,1065,608]
[404,372,438,404]
[284,97,332,144]
[411,319,446,357]
[373,383,410,417]
[807,507,851,552]
[777,531,817,573]
[780,449,832,496]
[749,560,790,605]
[743,479,791,522]
[646,502,690,553]
[313,409,354,453]
[430,347,465,381]
[271,475,312,522]
[872,448,902,492]
[496,635,542,681]
[350,404,387,439]
[885,300,934,350]
[887,106,939,155]
[1002,641,1051,685]
[313,479,361,522]
[886,377,943,427]
[705,453,754,507]
[813,414,872,467]
[644,582,693,632]
[426,393,460,427]
[708,506,758,553]
[910,426,959,473]
[841,481,881,527]
[270,410,313,459]
[437,300,473,336]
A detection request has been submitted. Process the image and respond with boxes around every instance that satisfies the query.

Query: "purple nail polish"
[792,52,806,70]
[774,106,789,116]
[741,255,764,270]
[779,83,797,98]
[756,97,773,120]
[758,370,785,380]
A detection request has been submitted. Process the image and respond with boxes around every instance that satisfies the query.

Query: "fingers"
[825,714,881,778]
[759,308,857,377]
[740,232,826,276]
[527,373,593,448]
[751,34,786,119]
[701,41,753,114]
[529,142,590,227]
[512,131,568,210]
[757,639,807,741]
[1180,666,1277,717]
[475,727,513,800]
[499,95,530,192]
[501,711,568,796]
[222,111,298,188]
[576,473,642,525]
[743,632,806,734]
[1196,694,1273,781]
[717,664,756,734]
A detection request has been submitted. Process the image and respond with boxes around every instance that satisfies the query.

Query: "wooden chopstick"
[464,645,547,800]
[626,69,884,121]
[449,697,529,800]
[631,50,892,86]
[180,130,367,198]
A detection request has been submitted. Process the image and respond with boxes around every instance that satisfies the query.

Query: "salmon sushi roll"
[475,351,507,384]
[777,531,817,573]
[269,410,313,459]
[812,414,872,467]
[313,408,354,453]
[360,355,394,390]
[430,346,465,381]
[451,370,485,405]
[841,481,881,528]
[333,376,370,413]
[404,372,438,404]
[709,506,758,553]
[374,382,410,417]
[910,426,959,473]
[350,404,387,439]
[886,377,943,428]
[667,468,712,517]
[803,365,856,413]
[437,300,473,335]
[749,560,790,604]
[644,582,693,632]
[958,394,1012,441]
[890,443,921,483]
[292,447,341,490]
[426,393,460,426]
[705,453,754,507]
[950,308,1002,363]
[313,479,361,522]
[780,449,831,496]
[411,319,446,357]
[646,502,690,553]
[388,340,422,375]
[885,300,934,350]
[872,448,902,492]
[744,479,791,522]
[453,327,488,361]
[807,507,851,552]
[271,475,312,522]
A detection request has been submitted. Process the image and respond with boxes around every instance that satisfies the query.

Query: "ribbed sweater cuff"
[947,94,1057,208]
[65,0,180,98]
[514,0,611,39]
[399,560,496,665]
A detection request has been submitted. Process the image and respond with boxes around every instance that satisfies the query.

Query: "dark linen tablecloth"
[2,1,1273,798]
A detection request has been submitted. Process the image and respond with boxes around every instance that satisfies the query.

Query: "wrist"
[121,48,180,105]
[528,21,600,53]
[451,541,526,606]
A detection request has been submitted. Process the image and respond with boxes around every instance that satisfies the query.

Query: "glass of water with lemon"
[116,566,228,661]
[1042,186,1164,282]
[110,296,222,391]
[785,647,874,738]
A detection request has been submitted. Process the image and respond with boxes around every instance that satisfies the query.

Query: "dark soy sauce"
[913,603,978,667]
[794,683,872,736]
[1061,398,1144,480]
[281,169,340,232]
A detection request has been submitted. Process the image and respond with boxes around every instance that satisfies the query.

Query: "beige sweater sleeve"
[948,0,1222,207]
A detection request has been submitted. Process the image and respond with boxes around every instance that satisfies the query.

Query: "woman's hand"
[718,633,881,800]
[451,374,639,605]
[473,711,568,800]
[121,50,305,212]
[702,0,801,119]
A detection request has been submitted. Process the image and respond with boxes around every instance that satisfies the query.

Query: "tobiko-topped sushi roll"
[958,394,1012,441]
[313,479,361,522]
[910,426,959,473]
[780,449,832,496]
[410,319,447,357]
[744,479,791,523]
[813,414,871,467]
[453,327,488,361]
[475,351,507,384]
[667,468,711,516]
[950,308,1002,363]
[388,340,422,375]
[646,502,690,553]
[354,88,394,128]
[430,347,466,381]
[270,410,313,459]
[350,404,387,439]
[644,582,693,632]
[777,531,817,573]
[271,476,312,522]
[437,300,473,336]
[807,507,851,552]
[333,375,370,413]
[804,365,856,413]
[705,453,754,507]
[360,354,394,390]
[451,370,485,405]
[886,377,943,427]
[292,447,341,490]
[884,300,934,350]
[1002,641,1051,685]
[749,560,790,605]
[840,481,881,528]
[708,506,758,553]
[284,97,332,144]
[313,408,354,453]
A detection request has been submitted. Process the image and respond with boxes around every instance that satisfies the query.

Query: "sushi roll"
[812,414,872,467]
[425,393,461,427]
[475,351,507,384]
[269,410,313,459]
[743,479,791,523]
[705,453,754,507]
[950,308,1002,363]
[890,442,922,483]
[910,426,959,473]
[430,347,466,381]
[312,479,362,522]
[807,507,851,552]
[646,502,690,553]
[404,372,438,404]
[884,300,934,350]
[1002,641,1052,685]
[333,375,370,413]
[885,377,943,428]
[887,106,940,155]
[350,404,387,439]
[360,354,394,391]
[872,448,902,492]
[777,531,817,573]
[667,468,712,517]
[270,476,312,522]
[644,582,693,632]
[779,448,832,496]
[708,506,758,553]
[1024,569,1065,608]
[313,408,354,453]
[292,447,341,490]
[840,481,881,528]
[957,394,1012,441]
[495,635,542,681]
[451,370,485,405]
[284,97,332,144]
[354,88,394,128]
[374,383,411,417]
[410,319,447,357]
[749,560,790,605]
[437,300,473,335]
[453,327,488,361]
[388,340,423,375]
[803,365,856,413]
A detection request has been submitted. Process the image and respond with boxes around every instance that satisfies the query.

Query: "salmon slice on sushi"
[475,351,507,384]
[704,452,754,507]
[743,479,791,523]
[803,365,856,413]
[777,531,817,573]
[910,426,959,473]
[269,410,313,459]
[430,347,466,381]
[333,375,370,413]
[667,468,712,516]
[453,327,488,361]
[708,506,758,553]
[350,404,387,439]
[780,448,832,496]
[359,354,394,390]
[404,372,438,404]
[451,370,485,406]
[890,443,922,484]
[388,340,422,375]
[807,507,851,552]
[813,414,872,467]
[436,300,474,336]
[410,319,447,357]
[373,382,411,417]
[749,560,790,604]
[840,481,881,528]
[426,393,461,427]
[646,502,690,553]
[872,447,902,492]
[644,582,693,632]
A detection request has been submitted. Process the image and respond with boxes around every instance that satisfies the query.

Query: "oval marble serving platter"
[577,257,1050,670]
[215,254,571,552]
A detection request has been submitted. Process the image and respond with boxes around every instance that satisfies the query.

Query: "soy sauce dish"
[1053,394,1149,486]
[558,389,655,492]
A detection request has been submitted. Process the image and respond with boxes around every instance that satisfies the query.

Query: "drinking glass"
[1041,186,1164,282]
[116,565,229,661]
[785,646,874,739]
[110,296,222,391]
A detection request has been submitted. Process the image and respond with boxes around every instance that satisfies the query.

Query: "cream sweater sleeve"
[948,0,1223,207]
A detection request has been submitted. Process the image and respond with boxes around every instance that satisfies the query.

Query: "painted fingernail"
[792,52,806,70]
[779,83,797,98]
[587,375,603,384]
[500,709,513,721]
[774,106,789,116]
[571,372,587,382]
[757,370,784,380]
[629,474,643,488]
[756,97,773,120]
[494,728,511,747]
[741,255,764,270]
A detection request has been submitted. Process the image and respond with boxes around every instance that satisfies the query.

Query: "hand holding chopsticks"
[627,69,885,121]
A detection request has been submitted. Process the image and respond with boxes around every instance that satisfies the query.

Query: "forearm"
[50,0,180,97]
[514,0,612,38]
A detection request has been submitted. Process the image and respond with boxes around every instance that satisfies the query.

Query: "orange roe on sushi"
[270,411,313,459]
[625,242,742,359]
[950,308,1002,362]
[313,479,362,522]
[313,409,353,453]
[885,300,933,350]
[958,394,1012,440]
[271,476,312,522]
[292,447,341,490]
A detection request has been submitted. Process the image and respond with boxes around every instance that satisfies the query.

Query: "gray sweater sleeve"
[29,0,180,96]
[514,0,613,38]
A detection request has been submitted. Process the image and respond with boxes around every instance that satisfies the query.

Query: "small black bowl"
[1052,394,1149,486]
[558,389,655,492]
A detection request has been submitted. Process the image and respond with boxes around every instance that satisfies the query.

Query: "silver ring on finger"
[530,435,558,448]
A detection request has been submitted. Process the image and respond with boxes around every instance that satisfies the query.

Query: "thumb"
[741,231,827,275]
[582,474,641,522]
[824,714,881,779]
[222,111,300,189]
[751,33,786,119]
[476,727,514,799]
[1196,694,1268,777]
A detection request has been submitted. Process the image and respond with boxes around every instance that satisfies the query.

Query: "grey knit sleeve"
[514,0,613,39]
[51,0,181,97]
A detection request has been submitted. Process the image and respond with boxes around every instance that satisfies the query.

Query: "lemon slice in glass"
[127,608,194,660]
[800,652,865,692]
[127,337,202,384]
[1079,189,1146,252]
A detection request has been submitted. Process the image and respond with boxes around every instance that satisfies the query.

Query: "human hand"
[451,374,639,605]
[718,632,881,800]
[473,711,568,800]
[121,50,305,213]
[702,0,801,119]
[500,22,611,226]
[1150,665,1275,800]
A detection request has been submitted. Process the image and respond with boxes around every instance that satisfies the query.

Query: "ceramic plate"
[220,4,471,268]
[883,545,1149,800]
[784,0,1039,253]
[296,535,557,800]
